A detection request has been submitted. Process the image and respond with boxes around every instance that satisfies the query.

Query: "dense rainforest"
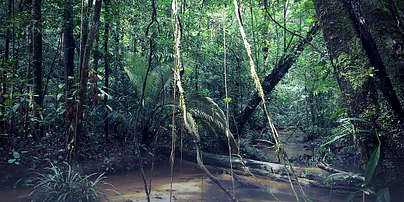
[0,0,403,201]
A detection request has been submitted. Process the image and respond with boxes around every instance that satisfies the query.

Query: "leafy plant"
[364,144,380,185]
[8,151,26,165]
[29,163,111,202]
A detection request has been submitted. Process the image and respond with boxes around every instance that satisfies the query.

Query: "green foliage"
[124,53,172,102]
[7,151,27,165]
[29,163,110,202]
[303,0,315,10]
[364,144,380,185]
[1,0,400,199]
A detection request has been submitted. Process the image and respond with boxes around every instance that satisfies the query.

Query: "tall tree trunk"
[103,0,110,142]
[73,0,102,157]
[360,0,404,115]
[78,0,93,75]
[0,0,13,135]
[4,0,12,91]
[236,23,319,131]
[313,0,404,197]
[91,35,100,108]
[32,0,43,138]
[63,0,75,147]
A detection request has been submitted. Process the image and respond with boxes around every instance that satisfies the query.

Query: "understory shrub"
[29,163,110,202]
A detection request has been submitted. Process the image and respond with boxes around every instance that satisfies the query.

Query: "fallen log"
[160,148,362,192]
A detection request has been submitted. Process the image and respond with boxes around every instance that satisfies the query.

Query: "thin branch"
[264,7,326,57]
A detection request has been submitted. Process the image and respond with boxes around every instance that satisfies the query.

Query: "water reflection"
[0,160,346,202]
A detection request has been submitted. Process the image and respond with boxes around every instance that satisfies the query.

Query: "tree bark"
[0,0,13,135]
[236,23,319,131]
[359,0,404,116]
[313,0,404,195]
[74,0,102,156]
[32,0,43,138]
[103,0,110,142]
[63,0,75,146]
[78,0,93,75]
[345,0,403,119]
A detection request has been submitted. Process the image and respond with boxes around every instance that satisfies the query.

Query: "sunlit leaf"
[305,18,314,23]
[321,133,349,147]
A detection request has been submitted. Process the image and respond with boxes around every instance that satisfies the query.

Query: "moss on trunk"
[313,0,404,192]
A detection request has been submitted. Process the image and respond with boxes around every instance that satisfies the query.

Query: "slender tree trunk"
[63,0,75,147]
[73,0,102,157]
[103,0,110,142]
[236,23,319,131]
[283,0,288,52]
[78,0,93,75]
[91,36,100,107]
[313,0,404,197]
[32,0,43,138]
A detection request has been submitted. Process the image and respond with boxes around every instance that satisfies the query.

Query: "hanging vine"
[233,0,309,201]
[132,0,159,201]
[222,8,235,196]
[170,0,237,201]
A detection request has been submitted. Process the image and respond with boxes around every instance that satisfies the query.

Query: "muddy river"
[0,159,347,202]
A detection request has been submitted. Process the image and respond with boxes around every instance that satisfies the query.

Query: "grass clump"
[29,162,109,202]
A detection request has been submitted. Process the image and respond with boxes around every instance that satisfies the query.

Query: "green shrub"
[29,163,109,202]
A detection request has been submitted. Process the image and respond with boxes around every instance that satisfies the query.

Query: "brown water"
[100,160,346,202]
[0,160,346,202]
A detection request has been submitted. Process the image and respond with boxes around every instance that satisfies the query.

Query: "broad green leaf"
[224,98,231,103]
[8,159,16,163]
[13,151,20,159]
[365,145,380,184]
